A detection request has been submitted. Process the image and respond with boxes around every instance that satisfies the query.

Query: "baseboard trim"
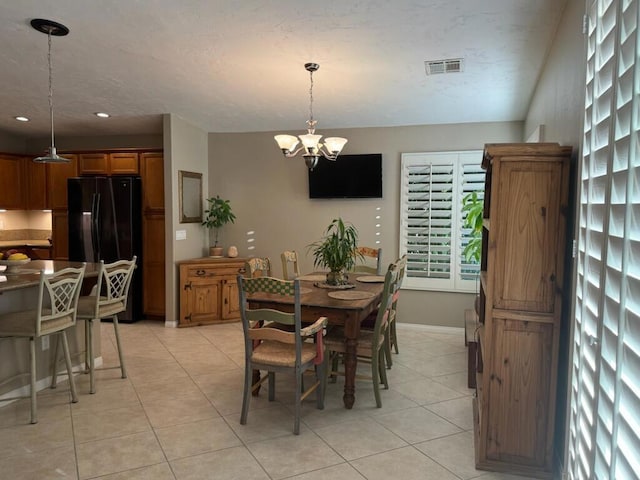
[397,322,464,335]
[0,356,103,405]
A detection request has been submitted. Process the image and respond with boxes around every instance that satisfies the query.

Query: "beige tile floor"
[0,321,538,480]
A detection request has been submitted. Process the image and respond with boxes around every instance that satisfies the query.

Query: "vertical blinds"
[568,0,640,479]
[399,151,482,292]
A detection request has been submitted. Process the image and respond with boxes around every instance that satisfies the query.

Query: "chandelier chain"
[308,69,314,127]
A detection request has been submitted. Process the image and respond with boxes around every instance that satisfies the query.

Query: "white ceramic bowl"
[0,258,31,273]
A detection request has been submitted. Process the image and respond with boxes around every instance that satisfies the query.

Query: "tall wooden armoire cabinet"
[473,143,572,478]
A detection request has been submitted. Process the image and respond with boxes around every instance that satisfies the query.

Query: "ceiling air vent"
[424,58,464,75]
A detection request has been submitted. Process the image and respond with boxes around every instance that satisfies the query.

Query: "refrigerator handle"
[92,193,101,261]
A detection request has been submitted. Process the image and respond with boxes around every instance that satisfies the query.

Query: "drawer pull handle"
[196,269,206,276]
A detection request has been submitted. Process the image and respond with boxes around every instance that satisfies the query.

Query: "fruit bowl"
[0,258,31,273]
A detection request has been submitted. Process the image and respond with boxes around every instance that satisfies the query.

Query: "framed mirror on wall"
[178,170,203,223]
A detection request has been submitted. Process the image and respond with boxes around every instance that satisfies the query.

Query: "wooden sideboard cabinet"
[474,143,571,478]
[178,257,246,327]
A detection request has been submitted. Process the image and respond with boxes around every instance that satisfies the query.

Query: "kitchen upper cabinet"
[24,157,47,210]
[78,153,108,175]
[140,152,164,212]
[0,154,24,209]
[79,152,139,175]
[109,152,139,174]
[47,154,78,210]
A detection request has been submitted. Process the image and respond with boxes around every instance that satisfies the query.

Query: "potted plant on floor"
[462,191,484,312]
[462,191,483,264]
[308,218,362,286]
[202,195,236,257]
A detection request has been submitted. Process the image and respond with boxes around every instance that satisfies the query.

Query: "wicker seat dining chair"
[324,261,399,408]
[245,257,272,278]
[53,257,137,394]
[0,265,85,423]
[237,275,327,434]
[280,250,301,280]
[352,246,382,275]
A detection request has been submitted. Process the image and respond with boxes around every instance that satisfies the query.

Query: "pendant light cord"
[47,30,55,149]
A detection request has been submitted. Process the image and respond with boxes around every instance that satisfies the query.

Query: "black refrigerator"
[68,176,142,323]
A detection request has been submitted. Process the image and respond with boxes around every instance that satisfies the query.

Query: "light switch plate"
[175,230,187,241]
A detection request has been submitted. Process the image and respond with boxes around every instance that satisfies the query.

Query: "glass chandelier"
[274,63,347,170]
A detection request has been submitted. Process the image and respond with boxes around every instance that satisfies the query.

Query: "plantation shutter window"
[400,151,482,292]
[567,0,640,479]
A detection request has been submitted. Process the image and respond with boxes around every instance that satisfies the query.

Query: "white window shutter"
[457,154,485,290]
[400,151,482,292]
[568,1,640,479]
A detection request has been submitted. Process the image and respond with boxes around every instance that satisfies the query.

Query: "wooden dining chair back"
[245,257,272,278]
[0,265,85,423]
[324,262,399,407]
[237,275,327,434]
[385,254,408,367]
[57,257,136,394]
[280,250,301,280]
[353,246,382,275]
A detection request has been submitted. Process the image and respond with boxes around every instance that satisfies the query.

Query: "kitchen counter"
[0,239,52,248]
[0,260,100,293]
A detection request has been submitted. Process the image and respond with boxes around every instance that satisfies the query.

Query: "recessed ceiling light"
[95,112,110,118]
[15,116,30,122]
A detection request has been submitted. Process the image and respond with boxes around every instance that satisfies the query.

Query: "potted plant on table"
[308,218,362,286]
[202,195,236,257]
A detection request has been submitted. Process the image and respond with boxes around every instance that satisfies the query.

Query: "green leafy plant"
[308,218,363,285]
[462,191,484,263]
[202,195,236,247]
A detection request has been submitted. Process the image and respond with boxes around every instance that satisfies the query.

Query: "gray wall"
[209,121,522,328]
[0,132,27,154]
[523,0,586,472]
[26,134,163,153]
[163,114,209,325]
[525,0,585,148]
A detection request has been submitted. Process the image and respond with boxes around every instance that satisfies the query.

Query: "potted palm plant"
[309,218,362,285]
[202,195,236,257]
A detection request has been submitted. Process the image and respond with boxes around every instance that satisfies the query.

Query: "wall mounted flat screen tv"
[308,153,383,199]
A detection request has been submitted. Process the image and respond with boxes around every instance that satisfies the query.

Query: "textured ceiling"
[0,0,568,139]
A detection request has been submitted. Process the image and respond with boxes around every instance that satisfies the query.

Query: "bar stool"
[53,257,136,394]
[0,265,85,424]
